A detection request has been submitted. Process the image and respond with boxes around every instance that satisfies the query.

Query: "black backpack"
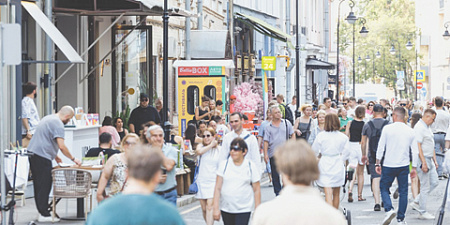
[281,104,294,125]
[367,120,389,164]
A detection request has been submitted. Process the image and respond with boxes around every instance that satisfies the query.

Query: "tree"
[338,0,419,99]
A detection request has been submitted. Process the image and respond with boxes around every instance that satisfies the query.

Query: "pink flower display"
[232,81,263,118]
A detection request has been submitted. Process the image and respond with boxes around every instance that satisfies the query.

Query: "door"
[112,25,153,115]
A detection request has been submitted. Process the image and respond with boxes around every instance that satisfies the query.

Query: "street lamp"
[365,54,371,62]
[376,51,381,58]
[359,24,369,38]
[350,15,368,97]
[405,40,413,50]
[443,22,450,40]
[336,0,356,104]
[358,56,362,63]
[389,45,396,55]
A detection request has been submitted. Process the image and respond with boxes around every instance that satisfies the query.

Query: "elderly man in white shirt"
[410,109,438,220]
[375,107,418,225]
[218,112,260,170]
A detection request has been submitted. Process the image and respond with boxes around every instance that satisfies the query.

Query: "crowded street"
[2,0,450,225]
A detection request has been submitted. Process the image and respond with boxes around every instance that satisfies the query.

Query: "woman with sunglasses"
[213,138,261,225]
[195,128,220,225]
[96,133,140,203]
[365,101,375,121]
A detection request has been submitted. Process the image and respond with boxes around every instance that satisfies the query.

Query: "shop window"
[187,86,199,114]
[204,85,216,101]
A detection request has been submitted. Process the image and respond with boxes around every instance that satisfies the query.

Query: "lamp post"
[295,0,300,114]
[163,0,170,141]
[443,21,450,40]
[336,0,357,104]
[351,17,368,96]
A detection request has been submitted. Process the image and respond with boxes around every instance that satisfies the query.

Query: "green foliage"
[339,0,419,99]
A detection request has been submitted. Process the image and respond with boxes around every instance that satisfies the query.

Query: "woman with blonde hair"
[294,104,314,140]
[308,110,326,145]
[195,127,220,225]
[96,133,140,203]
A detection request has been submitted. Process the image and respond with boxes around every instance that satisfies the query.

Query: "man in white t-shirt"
[211,116,229,138]
[431,97,450,179]
[347,97,357,118]
[287,96,297,119]
[218,112,260,169]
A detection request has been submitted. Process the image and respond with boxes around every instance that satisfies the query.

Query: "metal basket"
[52,168,92,198]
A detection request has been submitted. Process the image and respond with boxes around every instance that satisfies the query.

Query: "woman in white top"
[96,133,140,203]
[312,113,350,209]
[213,137,261,225]
[308,110,325,145]
[195,128,220,225]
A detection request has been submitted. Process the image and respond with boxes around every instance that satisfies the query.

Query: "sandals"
[348,192,353,203]
[358,195,366,201]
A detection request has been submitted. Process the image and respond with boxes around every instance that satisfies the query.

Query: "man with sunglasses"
[218,112,261,173]
[128,93,161,135]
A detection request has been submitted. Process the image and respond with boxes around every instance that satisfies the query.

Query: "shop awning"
[53,0,196,17]
[173,60,235,69]
[306,58,335,70]
[22,1,84,63]
[235,12,294,49]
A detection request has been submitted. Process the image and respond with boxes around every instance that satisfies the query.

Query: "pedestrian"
[195,128,220,225]
[195,96,212,123]
[431,96,449,179]
[347,97,358,118]
[342,97,350,110]
[258,109,273,186]
[323,97,337,114]
[219,112,261,170]
[366,101,375,120]
[209,99,222,117]
[229,95,237,114]
[277,94,294,124]
[376,107,418,225]
[213,138,261,225]
[146,125,178,205]
[21,81,40,147]
[293,104,314,140]
[212,116,229,140]
[216,100,224,115]
[28,106,81,222]
[338,107,353,132]
[86,145,185,225]
[183,123,201,181]
[287,95,297,119]
[345,106,366,203]
[409,113,422,203]
[155,98,170,122]
[99,116,121,148]
[360,104,389,211]
[128,93,161,135]
[113,117,128,141]
[410,109,438,220]
[308,110,326,145]
[96,133,140,203]
[251,140,347,225]
[312,113,350,209]
[263,105,295,196]
[198,120,208,137]
[85,132,121,160]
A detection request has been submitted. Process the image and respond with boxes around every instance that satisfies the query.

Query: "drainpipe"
[323,0,330,101]
[185,0,191,59]
[197,0,203,30]
[44,0,53,115]
[286,0,291,100]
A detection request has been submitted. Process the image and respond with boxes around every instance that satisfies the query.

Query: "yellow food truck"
[173,60,234,136]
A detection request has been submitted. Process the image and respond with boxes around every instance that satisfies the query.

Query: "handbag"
[188,156,201,194]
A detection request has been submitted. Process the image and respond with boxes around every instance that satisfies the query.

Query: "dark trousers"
[221,211,251,225]
[380,166,409,221]
[29,154,53,216]
[270,157,282,196]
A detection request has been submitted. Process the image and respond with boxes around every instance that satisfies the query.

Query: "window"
[187,86,199,114]
[204,85,216,101]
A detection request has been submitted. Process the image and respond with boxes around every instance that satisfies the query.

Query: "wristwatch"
[375,164,381,167]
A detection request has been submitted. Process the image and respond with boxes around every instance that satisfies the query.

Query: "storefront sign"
[178,66,209,76]
[261,56,276,71]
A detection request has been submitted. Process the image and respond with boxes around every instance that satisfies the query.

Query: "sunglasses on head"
[400,103,406,106]
[202,134,212,138]
[230,145,244,151]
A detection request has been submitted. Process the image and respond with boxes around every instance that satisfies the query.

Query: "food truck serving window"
[187,86,199,114]
[204,85,216,101]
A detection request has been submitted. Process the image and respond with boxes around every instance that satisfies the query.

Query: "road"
[179,174,450,225]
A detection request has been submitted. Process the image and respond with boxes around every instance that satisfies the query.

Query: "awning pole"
[54,13,125,84]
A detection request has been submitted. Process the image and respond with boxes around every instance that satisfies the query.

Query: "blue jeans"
[380,166,409,221]
[434,133,446,176]
[270,157,282,196]
[157,188,177,206]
